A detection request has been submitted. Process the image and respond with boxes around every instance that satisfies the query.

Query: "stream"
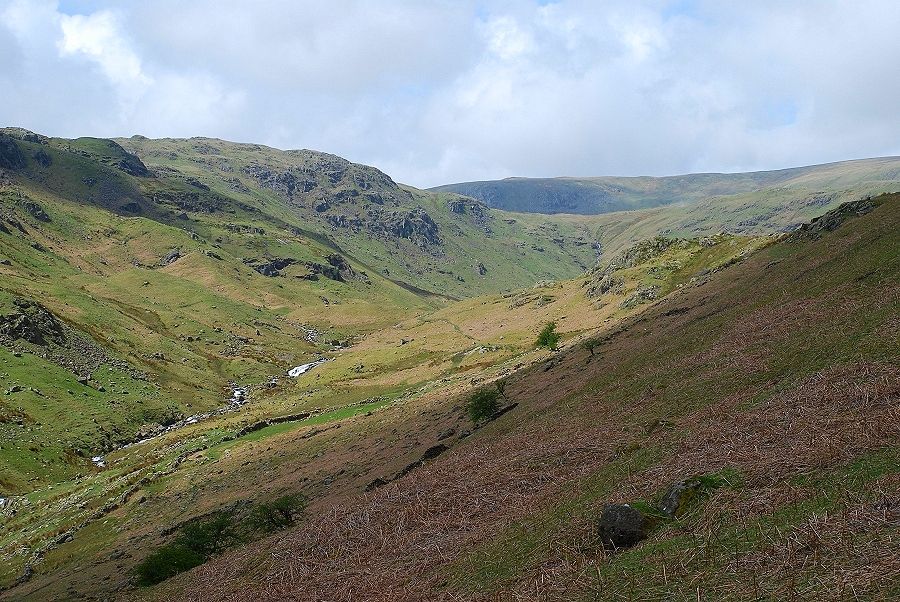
[90,359,329,467]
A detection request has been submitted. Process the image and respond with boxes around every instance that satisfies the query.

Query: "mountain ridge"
[431,155,900,215]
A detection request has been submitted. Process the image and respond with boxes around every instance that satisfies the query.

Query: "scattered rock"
[391,443,451,483]
[249,257,295,277]
[160,248,181,266]
[437,427,456,441]
[448,198,466,213]
[185,177,209,190]
[225,223,265,235]
[791,198,877,239]
[597,504,653,549]
[325,253,368,282]
[421,444,448,461]
[365,477,390,492]
[585,274,624,298]
[620,285,660,309]
[659,475,724,517]
[21,199,50,222]
[111,143,151,177]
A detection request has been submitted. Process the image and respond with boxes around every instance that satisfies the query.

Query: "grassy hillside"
[135,194,898,601]
[1,125,895,601]
[432,156,900,218]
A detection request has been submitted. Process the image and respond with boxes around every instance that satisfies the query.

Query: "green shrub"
[251,493,307,533]
[536,322,560,350]
[135,543,204,586]
[134,499,307,587]
[467,388,500,422]
[178,512,236,556]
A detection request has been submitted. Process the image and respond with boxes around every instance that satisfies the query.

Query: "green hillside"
[113,135,605,297]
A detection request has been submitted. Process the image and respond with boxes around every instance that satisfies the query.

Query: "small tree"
[251,494,307,533]
[467,388,500,422]
[536,322,560,350]
[178,512,236,557]
[582,338,600,356]
[495,378,507,397]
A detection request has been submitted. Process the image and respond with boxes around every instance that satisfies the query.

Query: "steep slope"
[431,156,900,219]
[2,129,609,303]
[0,128,662,597]
[147,194,898,601]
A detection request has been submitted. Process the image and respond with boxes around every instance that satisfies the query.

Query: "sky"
[1,0,899,188]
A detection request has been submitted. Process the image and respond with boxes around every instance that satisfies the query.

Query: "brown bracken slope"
[145,194,899,601]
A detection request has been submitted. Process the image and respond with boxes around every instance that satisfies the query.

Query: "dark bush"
[467,388,500,422]
[135,543,204,586]
[134,498,306,586]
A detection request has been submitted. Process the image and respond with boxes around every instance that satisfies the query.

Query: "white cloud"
[0,0,898,187]
[484,16,534,61]
[58,10,151,113]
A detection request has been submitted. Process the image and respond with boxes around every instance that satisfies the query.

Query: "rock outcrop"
[249,257,296,277]
[0,134,27,170]
[791,198,877,239]
[32,149,52,168]
[0,298,66,346]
